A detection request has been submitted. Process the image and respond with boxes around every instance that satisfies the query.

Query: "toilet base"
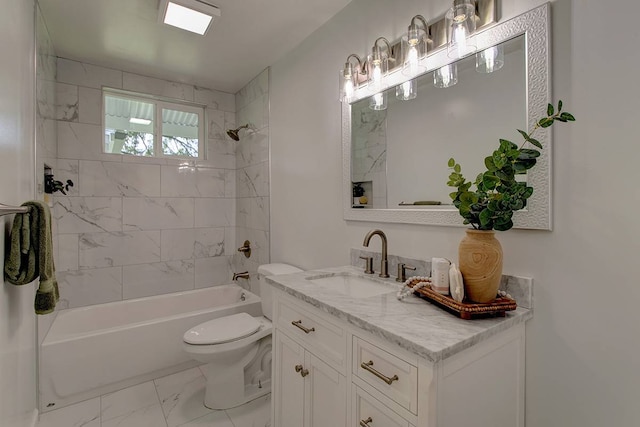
[203,378,271,410]
[199,335,273,410]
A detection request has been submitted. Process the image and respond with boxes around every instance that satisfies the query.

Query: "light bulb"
[371,62,383,90]
[344,79,354,102]
[369,92,387,110]
[442,67,452,86]
[434,64,457,88]
[407,45,419,76]
[454,24,468,58]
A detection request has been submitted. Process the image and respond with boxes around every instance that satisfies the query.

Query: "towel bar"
[0,203,29,217]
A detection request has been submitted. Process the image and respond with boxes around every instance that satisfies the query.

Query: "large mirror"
[343,4,552,229]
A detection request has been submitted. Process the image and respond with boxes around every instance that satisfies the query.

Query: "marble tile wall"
[36,5,59,342]
[351,102,387,208]
[52,58,242,309]
[233,69,271,295]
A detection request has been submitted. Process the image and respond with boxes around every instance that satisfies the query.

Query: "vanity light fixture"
[476,44,504,73]
[446,0,477,59]
[159,0,221,36]
[340,54,367,103]
[368,37,393,110]
[434,64,458,88]
[402,15,429,77]
[368,37,393,92]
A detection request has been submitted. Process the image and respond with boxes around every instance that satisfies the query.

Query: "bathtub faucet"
[233,271,250,281]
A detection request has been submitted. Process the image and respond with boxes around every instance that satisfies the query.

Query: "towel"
[4,201,59,314]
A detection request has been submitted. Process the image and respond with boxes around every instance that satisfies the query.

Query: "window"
[103,90,205,159]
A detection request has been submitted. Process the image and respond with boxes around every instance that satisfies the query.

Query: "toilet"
[183,263,302,410]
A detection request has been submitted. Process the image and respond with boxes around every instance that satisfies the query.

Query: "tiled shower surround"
[51,58,270,309]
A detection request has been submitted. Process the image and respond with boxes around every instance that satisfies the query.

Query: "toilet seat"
[184,312,261,345]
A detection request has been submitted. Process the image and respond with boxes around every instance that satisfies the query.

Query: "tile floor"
[36,366,271,427]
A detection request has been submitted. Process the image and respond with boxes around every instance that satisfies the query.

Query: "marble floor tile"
[154,367,213,427]
[101,404,167,427]
[37,397,101,427]
[176,411,235,427]
[100,381,160,422]
[225,394,271,427]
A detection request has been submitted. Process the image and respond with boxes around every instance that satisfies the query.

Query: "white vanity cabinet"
[271,287,527,427]
[272,294,348,427]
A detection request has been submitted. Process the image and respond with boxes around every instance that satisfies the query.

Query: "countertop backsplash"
[350,248,532,309]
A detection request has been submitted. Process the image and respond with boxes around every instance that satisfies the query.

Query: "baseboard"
[29,409,39,427]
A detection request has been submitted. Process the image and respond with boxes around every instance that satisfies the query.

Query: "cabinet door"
[304,351,347,427]
[273,331,305,427]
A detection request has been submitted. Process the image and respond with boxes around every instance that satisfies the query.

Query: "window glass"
[162,108,199,157]
[104,94,155,156]
[103,90,205,159]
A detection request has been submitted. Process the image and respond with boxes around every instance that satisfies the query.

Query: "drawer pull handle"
[361,360,399,385]
[359,416,373,426]
[294,364,309,377]
[291,320,315,334]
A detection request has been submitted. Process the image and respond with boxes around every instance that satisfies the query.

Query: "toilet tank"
[258,263,302,320]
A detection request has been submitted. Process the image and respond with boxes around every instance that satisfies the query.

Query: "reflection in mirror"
[351,36,525,209]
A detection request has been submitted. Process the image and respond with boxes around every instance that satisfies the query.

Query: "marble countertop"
[266,265,532,363]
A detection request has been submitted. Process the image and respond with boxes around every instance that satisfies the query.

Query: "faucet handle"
[359,256,374,274]
[396,263,416,282]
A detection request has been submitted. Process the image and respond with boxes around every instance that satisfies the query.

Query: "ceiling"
[38,0,353,94]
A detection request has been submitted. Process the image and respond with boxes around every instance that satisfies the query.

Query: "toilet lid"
[183,312,261,345]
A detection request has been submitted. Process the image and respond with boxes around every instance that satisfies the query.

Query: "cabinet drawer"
[353,385,413,427]
[353,337,418,413]
[275,296,347,371]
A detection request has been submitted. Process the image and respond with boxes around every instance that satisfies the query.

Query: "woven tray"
[407,279,517,320]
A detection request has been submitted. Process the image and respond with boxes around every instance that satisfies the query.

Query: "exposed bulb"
[442,66,452,87]
[343,79,354,102]
[369,92,387,110]
[371,62,383,90]
[454,24,468,58]
[407,45,419,76]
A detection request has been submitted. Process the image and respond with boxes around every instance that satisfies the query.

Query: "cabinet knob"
[294,364,309,377]
[359,416,373,427]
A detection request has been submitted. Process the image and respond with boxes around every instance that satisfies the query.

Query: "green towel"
[4,201,59,314]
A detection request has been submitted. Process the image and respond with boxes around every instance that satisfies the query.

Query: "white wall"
[0,0,38,426]
[270,0,640,425]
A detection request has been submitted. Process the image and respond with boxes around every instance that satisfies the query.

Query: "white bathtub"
[40,284,262,412]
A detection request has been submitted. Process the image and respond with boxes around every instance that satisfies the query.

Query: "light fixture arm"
[371,37,393,63]
[344,53,366,75]
[408,14,429,38]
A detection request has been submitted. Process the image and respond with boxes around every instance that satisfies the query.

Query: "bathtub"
[40,284,262,412]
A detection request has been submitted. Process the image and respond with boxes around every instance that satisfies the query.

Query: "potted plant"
[447,101,575,302]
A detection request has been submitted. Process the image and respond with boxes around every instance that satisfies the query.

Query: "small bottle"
[431,258,451,295]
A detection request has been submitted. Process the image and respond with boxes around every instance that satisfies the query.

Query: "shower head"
[226,124,250,141]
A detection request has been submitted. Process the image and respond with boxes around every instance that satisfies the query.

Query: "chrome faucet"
[233,271,250,280]
[362,229,389,278]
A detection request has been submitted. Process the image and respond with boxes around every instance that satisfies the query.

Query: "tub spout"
[233,271,250,281]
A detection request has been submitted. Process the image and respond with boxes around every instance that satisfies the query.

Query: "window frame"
[102,88,206,160]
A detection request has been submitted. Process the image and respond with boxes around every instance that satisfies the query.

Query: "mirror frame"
[342,3,552,229]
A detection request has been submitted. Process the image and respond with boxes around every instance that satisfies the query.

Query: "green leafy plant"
[447,101,575,231]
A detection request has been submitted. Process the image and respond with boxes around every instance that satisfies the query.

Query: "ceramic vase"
[458,229,503,303]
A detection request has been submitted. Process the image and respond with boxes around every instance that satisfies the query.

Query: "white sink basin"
[306,273,396,297]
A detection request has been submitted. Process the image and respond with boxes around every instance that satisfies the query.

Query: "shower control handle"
[237,240,251,258]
